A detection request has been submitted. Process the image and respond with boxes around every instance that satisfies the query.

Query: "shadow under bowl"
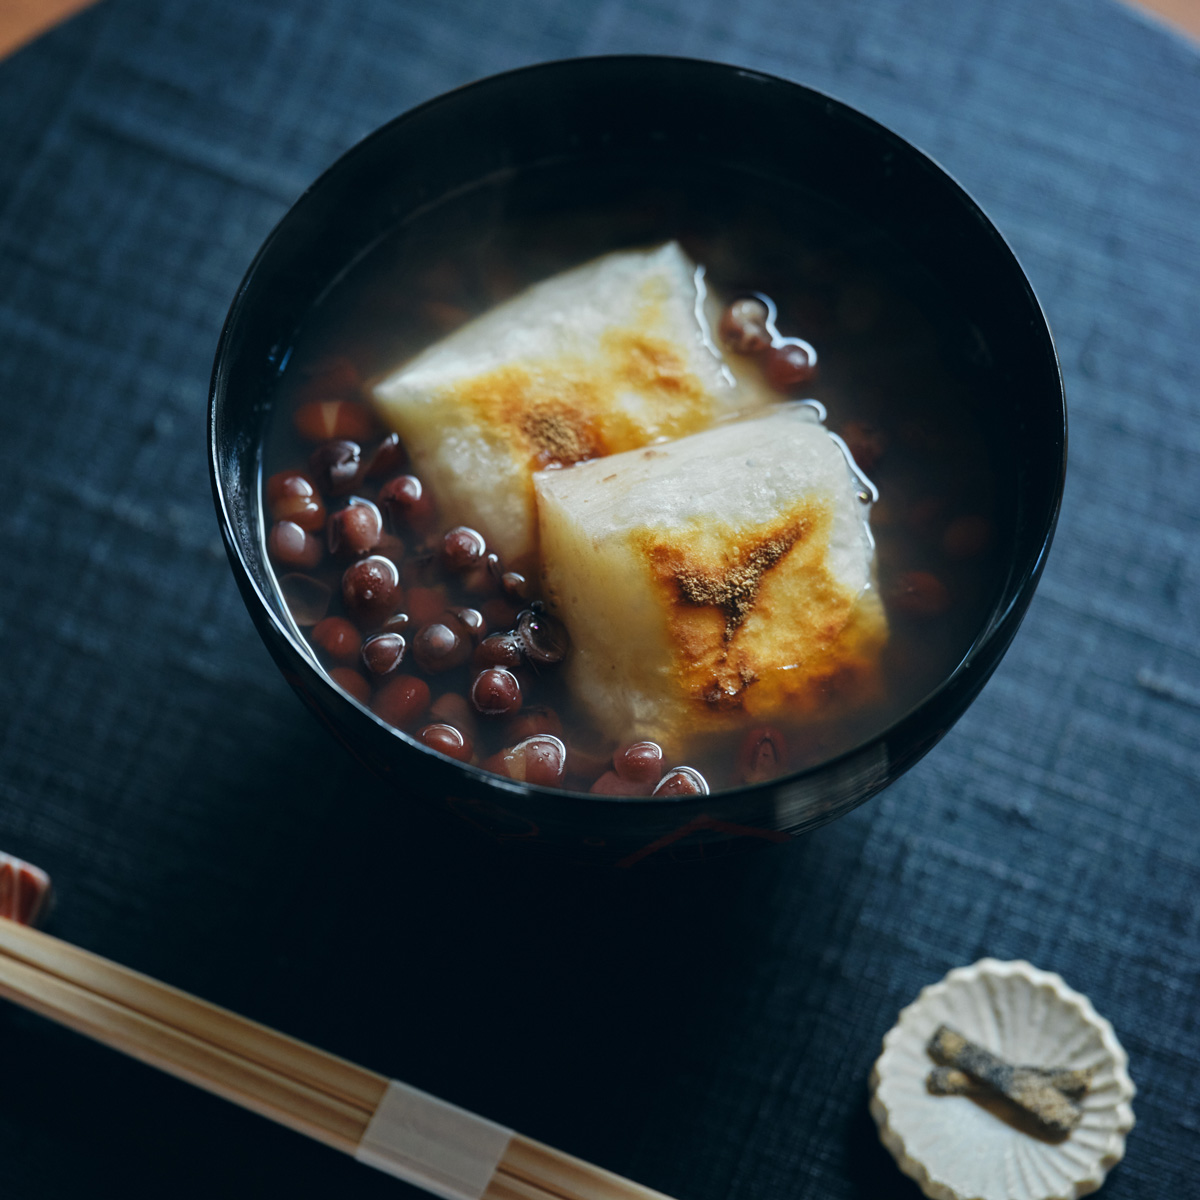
[209,56,1065,865]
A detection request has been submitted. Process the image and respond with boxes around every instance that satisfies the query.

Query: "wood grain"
[0,949,375,1153]
[0,917,389,1112]
[491,1136,677,1200]
[0,0,100,59]
[1131,0,1200,38]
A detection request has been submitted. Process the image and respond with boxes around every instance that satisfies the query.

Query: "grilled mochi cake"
[371,242,768,570]
[534,404,889,755]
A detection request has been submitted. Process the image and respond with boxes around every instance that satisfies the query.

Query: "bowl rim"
[209,52,1067,812]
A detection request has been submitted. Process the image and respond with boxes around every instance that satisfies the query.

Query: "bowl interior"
[210,57,1065,860]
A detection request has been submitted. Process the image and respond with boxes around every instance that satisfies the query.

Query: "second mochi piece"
[535,404,889,756]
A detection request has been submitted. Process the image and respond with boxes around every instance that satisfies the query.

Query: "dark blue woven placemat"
[0,1,1196,1196]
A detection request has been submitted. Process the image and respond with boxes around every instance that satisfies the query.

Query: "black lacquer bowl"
[209,57,1066,864]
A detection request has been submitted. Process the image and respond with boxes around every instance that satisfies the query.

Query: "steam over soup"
[262,170,1007,795]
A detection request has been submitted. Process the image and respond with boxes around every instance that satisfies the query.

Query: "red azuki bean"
[501,572,529,599]
[268,520,323,568]
[329,666,371,705]
[887,570,951,618]
[293,398,374,443]
[505,705,563,743]
[719,296,772,354]
[278,574,330,626]
[371,674,430,730]
[378,475,435,533]
[416,723,472,763]
[470,667,521,716]
[266,471,325,531]
[411,622,469,673]
[311,616,362,664]
[652,766,710,797]
[380,611,411,635]
[441,526,487,572]
[309,440,363,495]
[446,607,486,643]
[739,727,788,784]
[429,692,478,739]
[364,433,407,479]
[362,632,407,676]
[498,735,566,787]
[516,609,568,665]
[341,555,401,626]
[473,631,524,670]
[763,338,818,390]
[327,499,382,558]
[613,741,664,785]
[590,770,653,797]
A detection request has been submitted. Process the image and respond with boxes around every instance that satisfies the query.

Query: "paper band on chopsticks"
[0,916,676,1199]
[355,1078,514,1200]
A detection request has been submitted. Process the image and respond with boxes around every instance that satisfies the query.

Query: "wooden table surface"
[1,0,1198,60]
[1,0,96,57]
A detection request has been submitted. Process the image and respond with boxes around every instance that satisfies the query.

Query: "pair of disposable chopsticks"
[0,916,674,1200]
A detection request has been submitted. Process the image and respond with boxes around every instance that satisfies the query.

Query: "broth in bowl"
[260,165,1010,796]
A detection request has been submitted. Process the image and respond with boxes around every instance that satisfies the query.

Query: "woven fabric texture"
[0,0,1196,1196]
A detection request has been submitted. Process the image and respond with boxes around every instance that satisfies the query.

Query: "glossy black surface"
[210,57,1066,862]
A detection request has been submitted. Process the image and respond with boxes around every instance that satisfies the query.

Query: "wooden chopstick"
[492,1138,675,1200]
[0,918,676,1200]
[0,946,373,1150]
[0,916,386,1112]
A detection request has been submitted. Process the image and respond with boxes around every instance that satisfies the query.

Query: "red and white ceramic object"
[0,852,53,927]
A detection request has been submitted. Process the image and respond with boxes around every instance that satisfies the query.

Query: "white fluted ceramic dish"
[869,959,1135,1200]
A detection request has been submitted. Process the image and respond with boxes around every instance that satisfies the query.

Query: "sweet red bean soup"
[261,168,1011,795]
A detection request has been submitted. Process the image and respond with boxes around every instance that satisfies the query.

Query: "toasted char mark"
[641,511,812,638]
[673,527,806,640]
[635,501,888,721]
[443,323,717,469]
[520,406,599,467]
[605,330,700,397]
[449,365,608,465]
